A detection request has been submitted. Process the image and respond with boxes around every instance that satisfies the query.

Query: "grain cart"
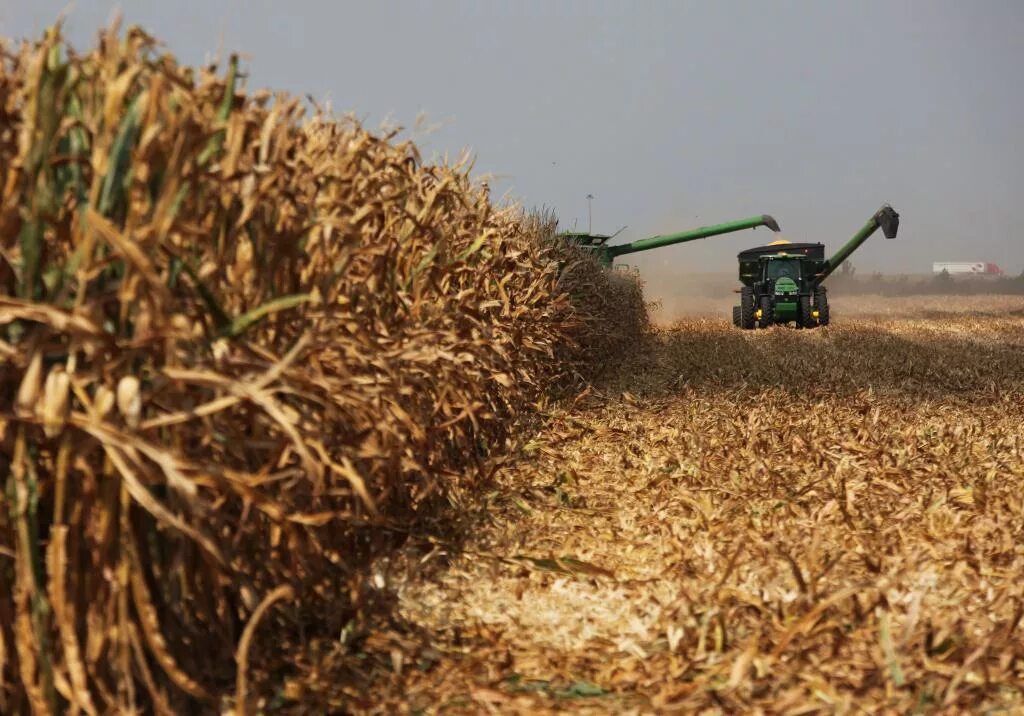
[562,214,781,268]
[732,204,899,329]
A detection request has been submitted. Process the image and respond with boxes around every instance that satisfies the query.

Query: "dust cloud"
[633,263,1024,327]
[638,269,736,324]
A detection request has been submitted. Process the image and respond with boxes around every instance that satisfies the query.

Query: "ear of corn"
[0,23,645,712]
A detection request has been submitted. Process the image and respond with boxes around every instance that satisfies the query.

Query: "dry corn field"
[1,21,1023,716]
[337,296,1023,714]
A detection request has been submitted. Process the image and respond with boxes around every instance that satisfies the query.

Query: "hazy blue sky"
[3,1,1022,277]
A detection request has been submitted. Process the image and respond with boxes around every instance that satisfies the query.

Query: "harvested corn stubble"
[329,300,1024,715]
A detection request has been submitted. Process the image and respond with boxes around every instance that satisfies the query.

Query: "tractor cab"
[761,257,806,308]
[764,256,803,284]
[764,257,800,280]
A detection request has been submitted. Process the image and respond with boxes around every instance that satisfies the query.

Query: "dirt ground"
[296,295,1024,714]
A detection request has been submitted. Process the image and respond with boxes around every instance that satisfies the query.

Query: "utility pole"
[586,194,594,233]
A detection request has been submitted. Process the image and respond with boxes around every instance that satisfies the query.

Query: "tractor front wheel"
[798,295,817,329]
[732,305,741,327]
[814,286,830,326]
[740,287,755,329]
[758,296,774,328]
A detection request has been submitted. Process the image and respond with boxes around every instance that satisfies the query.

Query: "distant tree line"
[828,264,1024,296]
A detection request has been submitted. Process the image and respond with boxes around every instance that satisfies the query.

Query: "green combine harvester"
[733,203,900,329]
[562,214,781,268]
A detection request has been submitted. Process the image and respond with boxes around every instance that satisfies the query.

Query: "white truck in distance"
[932,261,1004,275]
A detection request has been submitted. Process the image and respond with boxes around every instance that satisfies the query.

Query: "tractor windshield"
[766,259,801,281]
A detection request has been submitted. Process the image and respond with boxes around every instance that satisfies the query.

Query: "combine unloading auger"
[562,214,781,268]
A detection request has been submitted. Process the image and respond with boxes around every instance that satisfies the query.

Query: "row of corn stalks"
[0,22,645,713]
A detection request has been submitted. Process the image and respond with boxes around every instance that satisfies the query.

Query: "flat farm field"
[348,295,1024,714]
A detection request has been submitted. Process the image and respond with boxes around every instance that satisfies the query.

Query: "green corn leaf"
[456,233,489,262]
[12,430,57,709]
[403,244,439,290]
[18,222,44,300]
[557,681,606,699]
[197,55,238,166]
[54,92,95,300]
[167,256,183,289]
[180,260,231,330]
[98,94,143,216]
[19,40,72,301]
[879,609,906,687]
[222,293,313,339]
[67,92,89,207]
[216,54,239,121]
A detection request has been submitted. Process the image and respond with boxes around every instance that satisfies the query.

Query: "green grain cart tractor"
[562,214,781,268]
[733,203,899,329]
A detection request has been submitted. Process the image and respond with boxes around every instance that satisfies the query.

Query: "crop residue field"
[359,296,1024,713]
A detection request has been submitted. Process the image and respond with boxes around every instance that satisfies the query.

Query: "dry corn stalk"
[0,21,645,712]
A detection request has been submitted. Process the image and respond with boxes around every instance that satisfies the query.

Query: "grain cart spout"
[563,214,780,268]
[732,203,899,330]
[817,204,900,283]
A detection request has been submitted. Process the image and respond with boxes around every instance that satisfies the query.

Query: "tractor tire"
[814,286,830,326]
[758,295,774,328]
[732,305,741,327]
[798,295,817,329]
[740,287,755,329]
